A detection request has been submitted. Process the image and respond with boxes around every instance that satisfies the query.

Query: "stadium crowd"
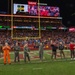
[0,30,75,49]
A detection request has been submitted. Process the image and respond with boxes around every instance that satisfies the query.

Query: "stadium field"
[0,50,75,75]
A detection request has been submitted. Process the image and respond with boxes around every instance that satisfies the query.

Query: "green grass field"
[0,50,75,75]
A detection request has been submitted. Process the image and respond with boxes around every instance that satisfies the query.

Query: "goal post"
[11,0,41,40]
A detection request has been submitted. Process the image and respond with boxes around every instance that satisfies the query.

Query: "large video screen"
[14,3,60,17]
[28,5,60,17]
[28,5,38,15]
[14,3,28,14]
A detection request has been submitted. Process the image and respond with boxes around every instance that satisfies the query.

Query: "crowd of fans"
[0,30,75,50]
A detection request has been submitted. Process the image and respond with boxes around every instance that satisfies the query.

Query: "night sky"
[0,0,75,27]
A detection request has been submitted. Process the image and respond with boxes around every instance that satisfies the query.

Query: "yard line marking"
[33,68,43,70]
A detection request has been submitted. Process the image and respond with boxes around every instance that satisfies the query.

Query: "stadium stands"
[0,14,74,50]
